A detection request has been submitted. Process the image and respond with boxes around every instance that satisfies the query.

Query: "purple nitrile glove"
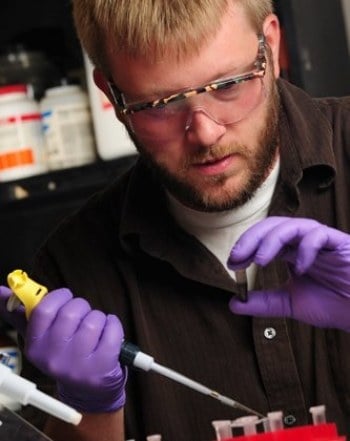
[227,216,350,331]
[0,286,27,336]
[24,288,127,413]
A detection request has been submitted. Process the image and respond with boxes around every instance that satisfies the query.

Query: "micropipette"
[6,269,264,419]
[0,362,82,425]
[120,341,264,418]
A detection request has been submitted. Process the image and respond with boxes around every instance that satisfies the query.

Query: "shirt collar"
[277,78,335,189]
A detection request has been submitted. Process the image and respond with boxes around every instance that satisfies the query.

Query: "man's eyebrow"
[125,84,192,103]
[126,58,255,103]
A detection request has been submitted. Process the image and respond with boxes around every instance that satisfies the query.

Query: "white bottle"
[40,84,97,170]
[83,52,136,160]
[0,330,22,411]
[0,84,48,182]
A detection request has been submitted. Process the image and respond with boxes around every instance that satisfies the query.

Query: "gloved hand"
[0,286,27,336]
[227,216,350,331]
[24,288,126,413]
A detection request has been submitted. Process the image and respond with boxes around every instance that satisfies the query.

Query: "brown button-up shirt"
[27,79,350,441]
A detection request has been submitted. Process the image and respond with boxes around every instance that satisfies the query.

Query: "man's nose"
[185,107,226,147]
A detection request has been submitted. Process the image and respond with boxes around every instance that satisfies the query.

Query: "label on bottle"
[0,344,22,411]
[0,113,43,172]
[42,103,96,169]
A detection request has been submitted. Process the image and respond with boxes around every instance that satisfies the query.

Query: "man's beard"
[128,78,280,212]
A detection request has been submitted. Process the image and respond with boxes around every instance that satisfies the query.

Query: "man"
[1,0,350,440]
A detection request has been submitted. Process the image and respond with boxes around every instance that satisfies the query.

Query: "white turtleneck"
[166,157,280,289]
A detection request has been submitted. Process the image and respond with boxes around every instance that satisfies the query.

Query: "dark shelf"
[0,155,138,281]
[0,155,137,208]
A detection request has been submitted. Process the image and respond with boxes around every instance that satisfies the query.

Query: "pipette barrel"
[0,363,82,425]
[120,342,264,418]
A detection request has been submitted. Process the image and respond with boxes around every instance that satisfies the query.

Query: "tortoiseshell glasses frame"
[108,35,267,140]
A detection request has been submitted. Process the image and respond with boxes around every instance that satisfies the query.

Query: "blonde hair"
[73,0,273,71]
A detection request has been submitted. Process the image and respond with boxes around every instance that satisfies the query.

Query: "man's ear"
[93,68,125,122]
[93,68,113,101]
[262,13,281,78]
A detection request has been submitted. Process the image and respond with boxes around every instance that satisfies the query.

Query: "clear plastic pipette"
[120,341,264,418]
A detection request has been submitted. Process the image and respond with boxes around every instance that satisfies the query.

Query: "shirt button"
[264,327,277,339]
[284,415,297,426]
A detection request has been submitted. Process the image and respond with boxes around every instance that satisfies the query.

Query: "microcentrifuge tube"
[309,405,326,425]
[146,435,162,441]
[212,420,232,440]
[266,411,284,432]
[234,269,248,300]
[231,415,259,436]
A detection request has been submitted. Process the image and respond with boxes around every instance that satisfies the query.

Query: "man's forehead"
[111,43,258,101]
[107,5,258,98]
[107,2,253,66]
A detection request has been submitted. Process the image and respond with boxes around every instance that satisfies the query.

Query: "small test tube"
[231,415,259,436]
[266,411,284,432]
[235,269,248,301]
[309,405,326,425]
[212,420,233,440]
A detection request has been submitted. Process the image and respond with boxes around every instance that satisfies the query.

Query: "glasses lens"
[127,76,264,141]
[207,76,265,125]
[127,102,189,141]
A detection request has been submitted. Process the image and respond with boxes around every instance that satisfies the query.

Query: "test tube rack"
[212,406,344,441]
[219,423,344,441]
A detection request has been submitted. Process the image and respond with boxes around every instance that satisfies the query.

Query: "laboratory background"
[0,0,348,437]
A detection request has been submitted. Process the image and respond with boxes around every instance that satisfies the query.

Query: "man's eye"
[154,102,168,110]
[213,81,241,100]
[141,101,184,119]
[143,106,166,116]
[141,106,171,120]
[218,81,239,91]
